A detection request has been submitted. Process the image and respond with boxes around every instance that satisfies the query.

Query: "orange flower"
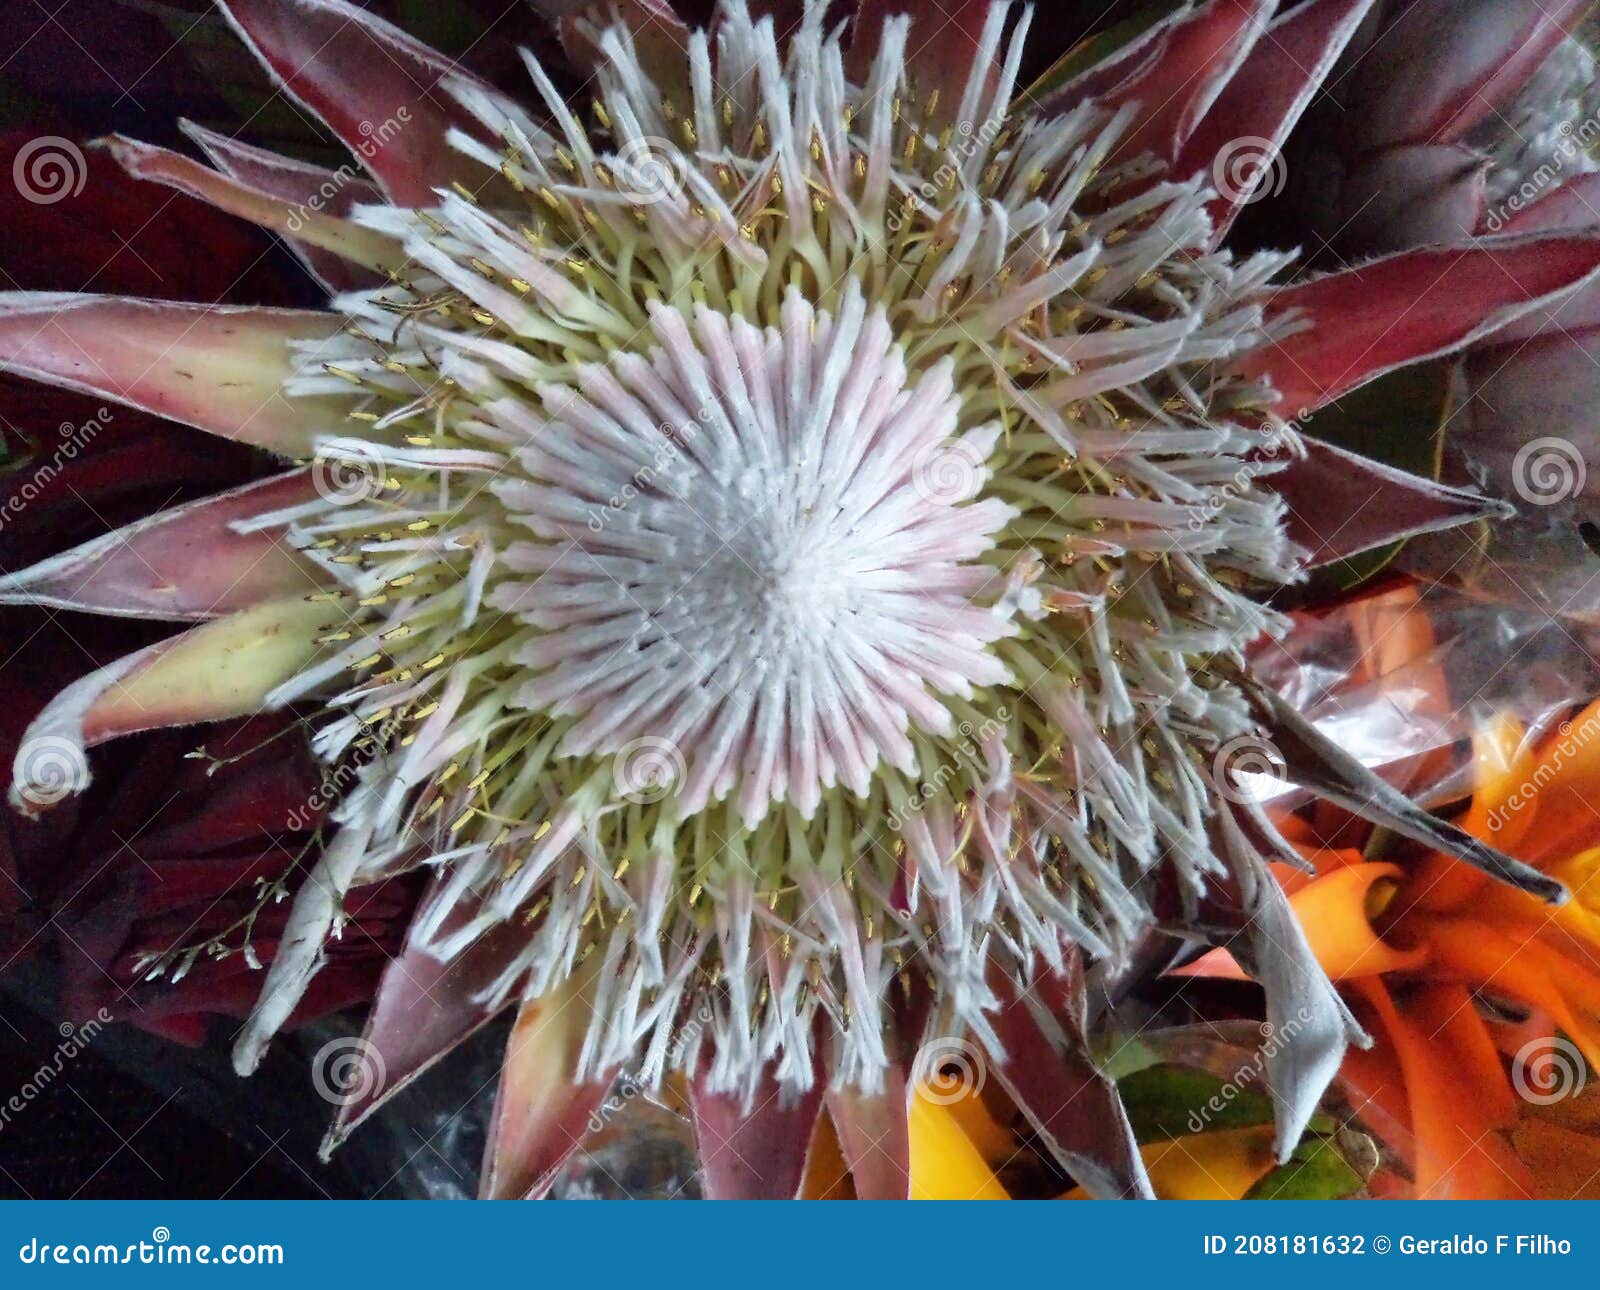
[1186,703,1600,1198]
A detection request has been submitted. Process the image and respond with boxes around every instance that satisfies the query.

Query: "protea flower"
[2,0,1593,1199]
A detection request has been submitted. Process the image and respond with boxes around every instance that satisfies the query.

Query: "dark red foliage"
[0,123,416,1038]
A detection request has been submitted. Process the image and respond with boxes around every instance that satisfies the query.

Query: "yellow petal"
[95,596,328,735]
[908,1091,1009,1199]
[939,1086,1017,1164]
[1060,1127,1278,1200]
[1459,712,1531,840]
[1143,1127,1280,1200]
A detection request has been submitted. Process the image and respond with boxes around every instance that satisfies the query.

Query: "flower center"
[490,286,1016,826]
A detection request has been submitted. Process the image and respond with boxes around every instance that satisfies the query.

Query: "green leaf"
[1245,1133,1366,1200]
[1017,5,1183,107]
[1118,1065,1280,1141]
[1297,359,1455,594]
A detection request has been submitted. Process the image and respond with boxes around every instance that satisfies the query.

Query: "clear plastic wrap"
[1252,577,1600,806]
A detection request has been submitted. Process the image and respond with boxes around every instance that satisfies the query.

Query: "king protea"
[0,0,1590,1198]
